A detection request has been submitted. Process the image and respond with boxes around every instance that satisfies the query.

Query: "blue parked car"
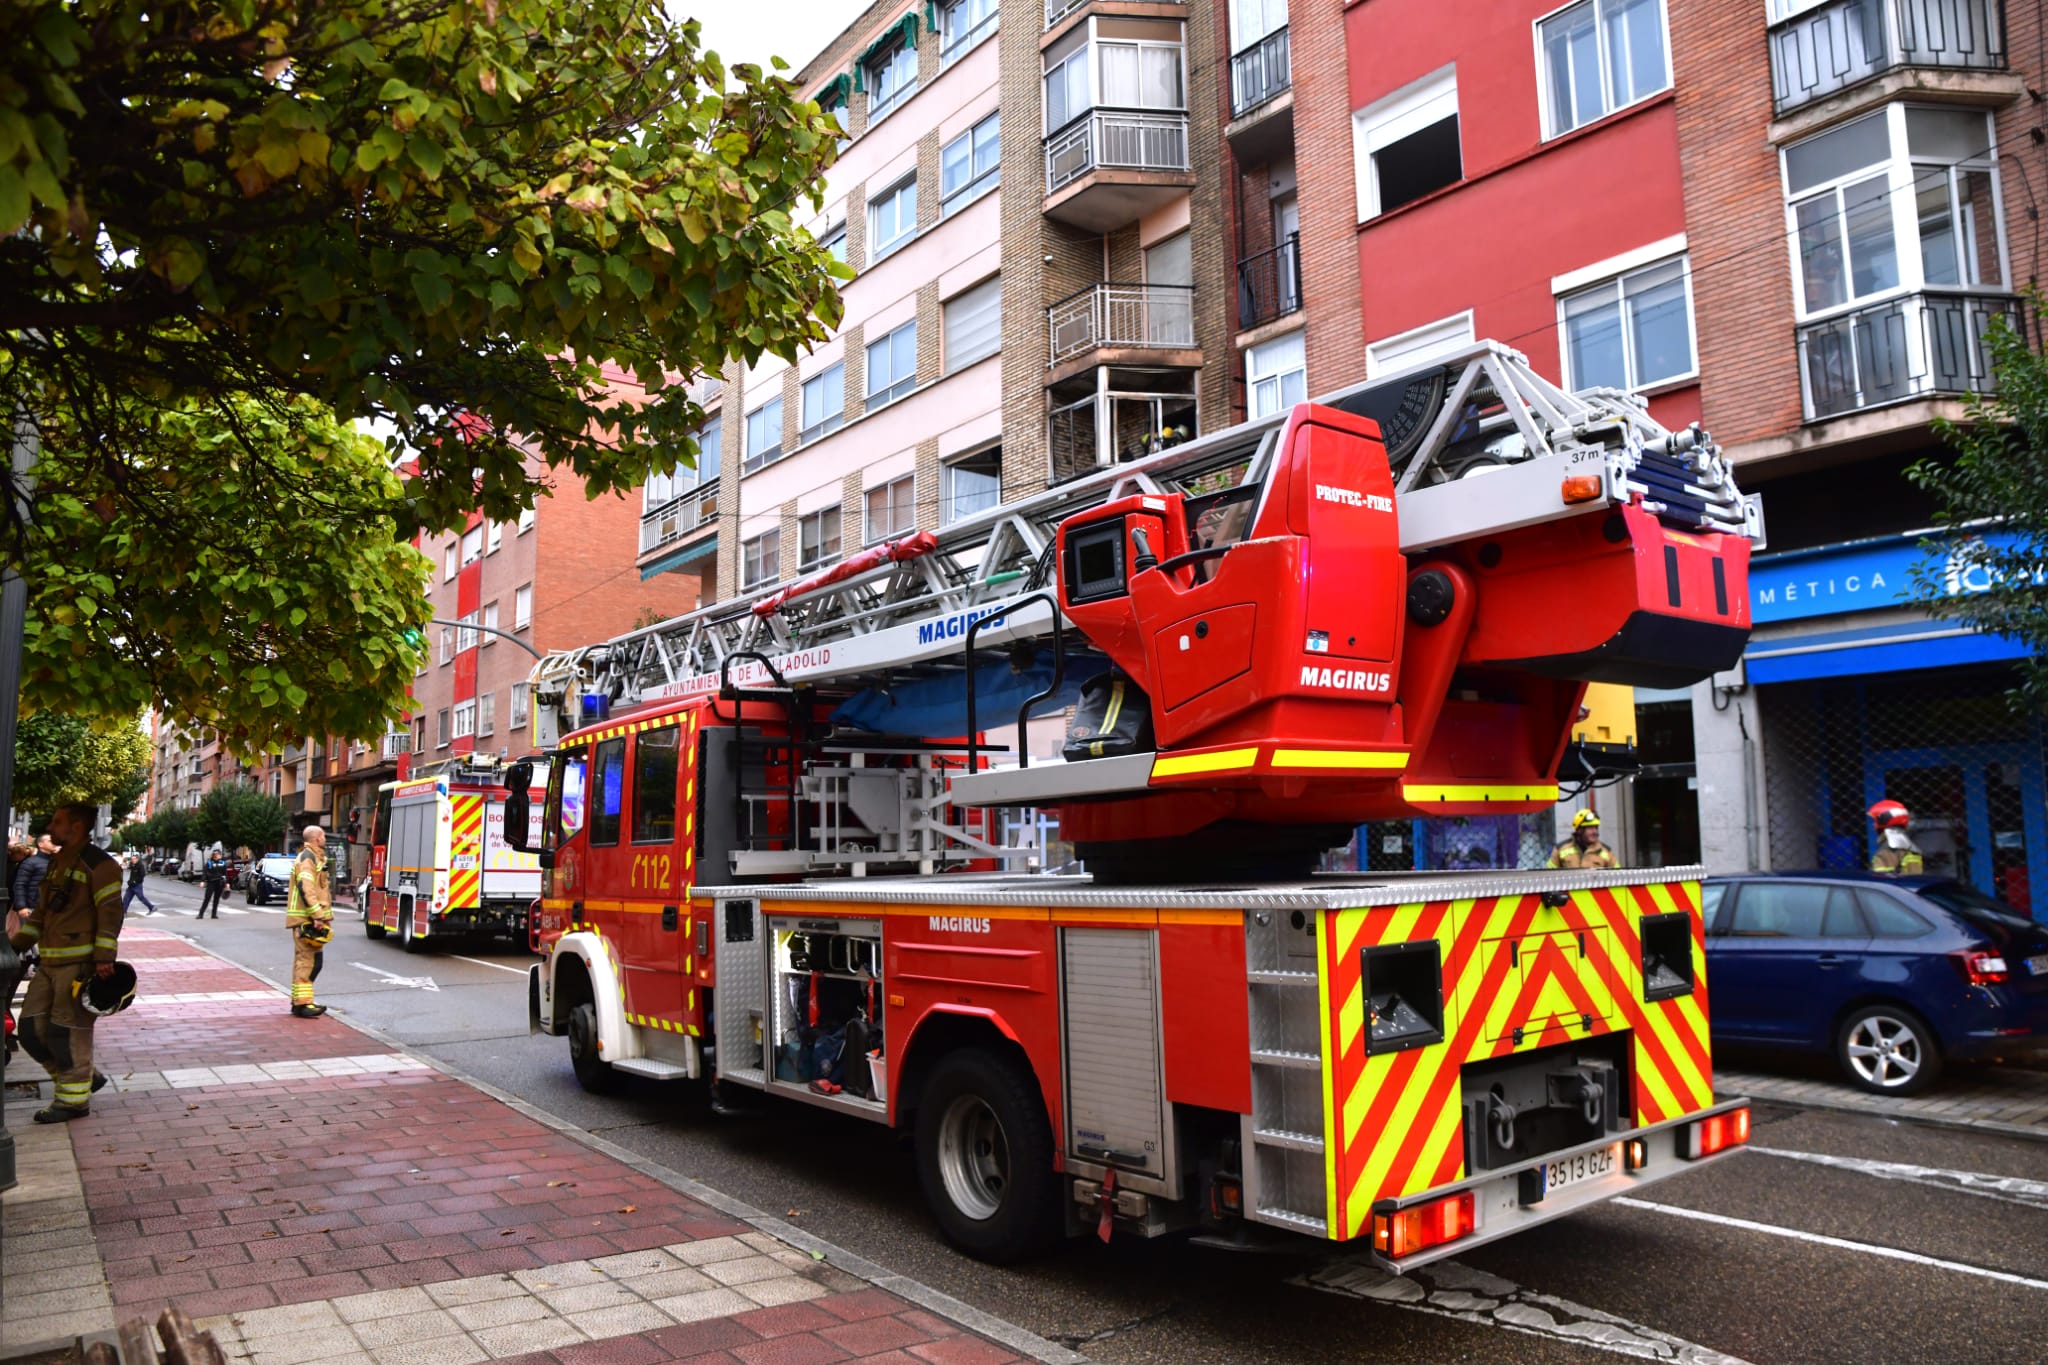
[1703,873,2048,1095]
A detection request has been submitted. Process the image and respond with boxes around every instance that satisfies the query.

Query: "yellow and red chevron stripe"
[1319,881,1714,1241]
[446,794,484,910]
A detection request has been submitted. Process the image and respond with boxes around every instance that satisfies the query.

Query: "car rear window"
[1855,890,1932,939]
[1917,882,2039,942]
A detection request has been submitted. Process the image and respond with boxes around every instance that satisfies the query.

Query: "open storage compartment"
[766,914,888,1117]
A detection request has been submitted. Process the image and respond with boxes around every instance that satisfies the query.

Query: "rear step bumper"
[1371,1097,1750,1273]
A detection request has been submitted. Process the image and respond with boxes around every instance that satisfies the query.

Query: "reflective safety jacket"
[10,844,123,966]
[1871,846,1924,876]
[1548,838,1618,870]
[287,847,332,922]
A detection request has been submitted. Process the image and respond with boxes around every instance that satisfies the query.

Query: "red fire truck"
[364,760,544,951]
[515,344,1761,1265]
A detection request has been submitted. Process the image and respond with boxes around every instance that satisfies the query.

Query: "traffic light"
[402,626,426,648]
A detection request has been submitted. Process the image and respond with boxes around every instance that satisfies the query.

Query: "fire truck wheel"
[399,909,424,954]
[365,911,386,941]
[568,1002,619,1093]
[915,1049,1059,1262]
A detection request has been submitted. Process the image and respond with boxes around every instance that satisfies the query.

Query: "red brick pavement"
[91,1010,386,1072]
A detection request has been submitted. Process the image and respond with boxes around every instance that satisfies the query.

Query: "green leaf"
[410,137,446,180]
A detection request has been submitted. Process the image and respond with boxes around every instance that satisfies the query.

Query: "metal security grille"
[1758,663,2045,913]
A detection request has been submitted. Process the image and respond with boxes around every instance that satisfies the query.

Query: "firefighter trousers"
[17,963,98,1112]
[290,931,324,1007]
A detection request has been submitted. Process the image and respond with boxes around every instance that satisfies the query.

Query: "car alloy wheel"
[1842,1010,1932,1092]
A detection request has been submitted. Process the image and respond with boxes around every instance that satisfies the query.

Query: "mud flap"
[528,963,544,1036]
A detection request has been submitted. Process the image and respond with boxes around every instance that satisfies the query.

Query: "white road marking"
[1614,1197,2048,1291]
[1747,1145,2048,1210]
[449,954,530,975]
[1298,1258,1753,1363]
[351,961,441,992]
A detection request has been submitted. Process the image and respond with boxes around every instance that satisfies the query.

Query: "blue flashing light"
[579,692,611,725]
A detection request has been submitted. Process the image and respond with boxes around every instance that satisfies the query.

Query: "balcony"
[639,482,718,555]
[1796,289,2017,421]
[1769,0,2005,117]
[1230,26,1290,118]
[1046,0,1182,30]
[1048,283,1195,366]
[1043,110,1192,231]
[1047,378,1198,485]
[382,732,412,761]
[1236,234,1300,333]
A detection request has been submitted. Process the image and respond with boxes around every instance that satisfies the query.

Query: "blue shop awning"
[640,534,717,581]
[1745,618,2029,684]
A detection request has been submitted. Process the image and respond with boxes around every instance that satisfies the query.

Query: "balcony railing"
[1045,110,1190,194]
[1230,26,1291,118]
[1236,234,1300,331]
[382,733,411,760]
[639,482,719,554]
[1769,0,2005,116]
[1796,289,2018,421]
[1047,283,1195,365]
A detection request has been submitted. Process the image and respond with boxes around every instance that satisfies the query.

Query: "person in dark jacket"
[12,835,53,915]
[198,851,228,919]
[120,852,158,915]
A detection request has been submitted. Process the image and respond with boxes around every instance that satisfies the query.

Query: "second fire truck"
[513,344,1761,1266]
[365,760,545,951]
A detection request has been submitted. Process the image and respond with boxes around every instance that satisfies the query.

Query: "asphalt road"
[127,875,2048,1364]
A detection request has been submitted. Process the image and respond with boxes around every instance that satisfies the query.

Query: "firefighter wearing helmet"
[1868,800,1924,876]
[7,802,127,1122]
[1548,809,1618,870]
[286,824,334,1017]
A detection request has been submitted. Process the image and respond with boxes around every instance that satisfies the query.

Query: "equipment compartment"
[765,915,887,1117]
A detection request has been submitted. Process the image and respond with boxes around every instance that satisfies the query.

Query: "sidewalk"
[2,924,1077,1364]
[1718,1057,2048,1140]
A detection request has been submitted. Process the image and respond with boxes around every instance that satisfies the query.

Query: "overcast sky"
[671,3,867,78]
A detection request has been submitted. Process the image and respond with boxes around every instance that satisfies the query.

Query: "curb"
[1732,1085,2048,1145]
[144,923,1090,1365]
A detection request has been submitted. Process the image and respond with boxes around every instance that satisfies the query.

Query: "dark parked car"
[246,853,296,906]
[1704,873,2048,1095]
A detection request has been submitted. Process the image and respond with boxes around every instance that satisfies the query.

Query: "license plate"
[2027,954,2048,977]
[1544,1144,1618,1194]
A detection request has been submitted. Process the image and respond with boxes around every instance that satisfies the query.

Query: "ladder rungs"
[1250,1048,1321,1071]
[1252,1127,1325,1153]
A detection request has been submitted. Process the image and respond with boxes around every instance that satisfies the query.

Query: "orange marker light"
[1372,1191,1475,1259]
[1561,475,1604,504]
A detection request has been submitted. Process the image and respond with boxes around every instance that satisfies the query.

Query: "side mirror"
[504,760,536,853]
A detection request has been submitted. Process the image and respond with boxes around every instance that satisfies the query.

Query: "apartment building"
[1325,0,2043,907]
[637,0,1231,602]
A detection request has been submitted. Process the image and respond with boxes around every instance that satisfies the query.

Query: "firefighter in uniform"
[286,825,333,1017]
[1868,800,1924,876]
[1548,809,1619,870]
[9,803,122,1122]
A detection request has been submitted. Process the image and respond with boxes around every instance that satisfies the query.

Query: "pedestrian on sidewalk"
[120,850,159,916]
[9,803,121,1122]
[198,849,228,919]
[11,834,52,915]
[286,825,333,1018]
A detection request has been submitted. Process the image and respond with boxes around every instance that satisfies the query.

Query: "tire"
[1837,1004,1943,1096]
[399,907,423,954]
[914,1048,1062,1263]
[365,905,386,941]
[248,887,263,906]
[567,1001,619,1094]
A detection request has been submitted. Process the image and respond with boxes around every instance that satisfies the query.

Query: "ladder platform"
[946,753,1155,808]
[1252,1127,1326,1153]
[612,1057,693,1080]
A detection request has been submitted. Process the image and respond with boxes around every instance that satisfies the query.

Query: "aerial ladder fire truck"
[509,342,1763,1266]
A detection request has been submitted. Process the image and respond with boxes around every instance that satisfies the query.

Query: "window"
[743,531,780,589]
[1353,67,1461,220]
[799,507,842,571]
[941,0,998,60]
[510,682,530,730]
[695,422,723,485]
[1231,0,1287,47]
[944,276,1002,372]
[518,506,535,533]
[866,38,918,124]
[1539,0,1669,139]
[436,708,452,747]
[1858,891,1933,938]
[477,690,495,737]
[1099,41,1184,110]
[456,610,479,653]
[481,601,499,645]
[800,363,845,445]
[439,628,453,665]
[414,716,428,754]
[589,737,625,846]
[865,475,916,543]
[866,321,918,408]
[820,221,847,265]
[631,727,681,843]
[1561,255,1694,391]
[942,112,1000,215]
[868,176,918,262]
[1366,311,1475,378]
[1043,47,1091,131]
[453,700,476,739]
[460,525,484,564]
[514,583,532,630]
[944,447,1000,523]
[443,544,457,580]
[487,521,502,554]
[1726,883,1863,938]
[744,397,784,473]
[1246,331,1307,418]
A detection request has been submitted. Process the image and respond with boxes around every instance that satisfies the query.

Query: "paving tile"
[620,1267,718,1299]
[655,1287,763,1324]
[335,1286,441,1323]
[447,1294,553,1331]
[368,1337,489,1365]
[906,1339,1018,1365]
[350,1309,466,1350]
[424,1276,528,1309]
[737,1277,829,1309]
[702,1256,790,1288]
[470,1317,587,1355]
[231,1299,348,1337]
[818,1315,933,1356]
[565,1302,674,1338]
[815,1290,904,1325]
[589,1248,685,1278]
[735,1303,840,1339]
[671,1237,756,1266]
[731,1334,853,1365]
[555,1335,670,1365]
[512,1260,609,1291]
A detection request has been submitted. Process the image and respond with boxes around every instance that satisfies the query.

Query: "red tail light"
[1683,1107,1751,1160]
[1954,950,2010,986]
[1373,1191,1475,1259]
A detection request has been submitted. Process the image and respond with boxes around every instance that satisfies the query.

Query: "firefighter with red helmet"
[1549,809,1618,869]
[8,803,125,1122]
[1868,800,1923,876]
